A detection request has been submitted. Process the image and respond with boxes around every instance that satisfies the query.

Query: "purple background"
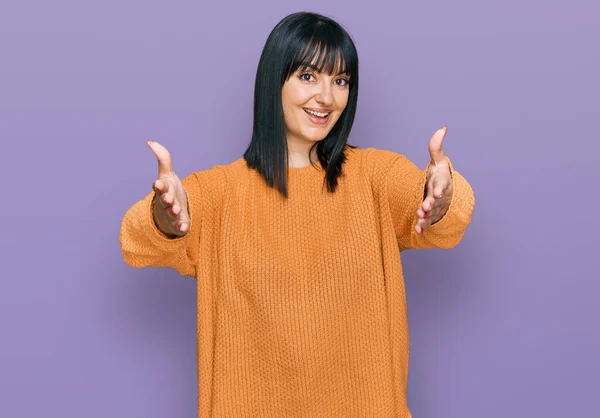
[1,1,598,416]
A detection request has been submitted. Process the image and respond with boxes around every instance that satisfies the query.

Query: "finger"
[432,177,446,199]
[170,202,187,219]
[162,191,175,206]
[421,194,437,212]
[147,140,173,176]
[153,178,168,194]
[422,177,435,212]
[415,218,429,234]
[428,126,448,164]
[163,203,178,218]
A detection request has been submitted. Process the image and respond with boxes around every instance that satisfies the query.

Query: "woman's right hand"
[146,140,190,238]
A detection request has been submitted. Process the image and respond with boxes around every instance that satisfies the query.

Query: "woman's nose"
[316,84,334,106]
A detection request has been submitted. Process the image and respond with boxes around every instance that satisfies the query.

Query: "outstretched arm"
[388,127,475,251]
[118,140,203,278]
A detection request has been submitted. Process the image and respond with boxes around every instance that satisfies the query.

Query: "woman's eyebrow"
[300,63,350,76]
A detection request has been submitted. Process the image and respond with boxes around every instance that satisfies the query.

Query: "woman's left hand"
[415,126,454,234]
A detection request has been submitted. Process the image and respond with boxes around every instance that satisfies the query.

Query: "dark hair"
[243,11,359,198]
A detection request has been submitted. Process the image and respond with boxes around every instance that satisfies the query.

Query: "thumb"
[147,140,173,176]
[428,126,448,163]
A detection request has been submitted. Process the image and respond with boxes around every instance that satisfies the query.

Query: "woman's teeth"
[304,109,330,118]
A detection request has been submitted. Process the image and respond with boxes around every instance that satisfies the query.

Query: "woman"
[120,11,475,418]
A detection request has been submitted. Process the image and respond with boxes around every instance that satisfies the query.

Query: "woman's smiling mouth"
[303,108,331,124]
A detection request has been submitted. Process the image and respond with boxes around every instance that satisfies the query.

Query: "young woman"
[120,11,475,418]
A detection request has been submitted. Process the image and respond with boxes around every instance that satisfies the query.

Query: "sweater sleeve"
[387,152,475,251]
[364,147,475,252]
[118,166,226,277]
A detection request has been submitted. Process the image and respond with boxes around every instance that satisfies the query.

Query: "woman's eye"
[299,73,314,82]
[298,72,350,87]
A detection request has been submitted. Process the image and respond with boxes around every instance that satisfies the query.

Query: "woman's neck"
[287,141,318,168]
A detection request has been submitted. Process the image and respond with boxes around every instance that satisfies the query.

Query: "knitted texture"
[119,146,475,417]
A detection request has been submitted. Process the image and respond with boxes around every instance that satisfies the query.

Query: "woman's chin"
[301,128,331,142]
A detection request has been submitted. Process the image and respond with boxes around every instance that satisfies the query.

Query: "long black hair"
[243,11,359,198]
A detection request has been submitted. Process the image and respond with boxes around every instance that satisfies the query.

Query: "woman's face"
[281,61,350,147]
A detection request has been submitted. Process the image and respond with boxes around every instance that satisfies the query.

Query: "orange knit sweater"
[119,146,475,417]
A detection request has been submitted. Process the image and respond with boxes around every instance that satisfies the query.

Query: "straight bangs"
[284,28,357,84]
